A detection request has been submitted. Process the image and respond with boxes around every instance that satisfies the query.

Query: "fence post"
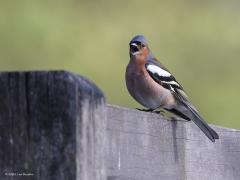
[0,71,106,180]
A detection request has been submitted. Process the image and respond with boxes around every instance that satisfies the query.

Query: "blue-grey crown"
[130,35,148,45]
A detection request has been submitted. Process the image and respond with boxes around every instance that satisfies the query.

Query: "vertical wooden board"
[72,73,106,180]
[0,72,78,179]
[0,71,106,180]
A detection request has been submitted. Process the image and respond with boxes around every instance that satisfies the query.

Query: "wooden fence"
[0,71,239,180]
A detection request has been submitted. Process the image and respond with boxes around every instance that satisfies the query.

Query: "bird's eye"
[136,42,141,46]
[141,44,145,48]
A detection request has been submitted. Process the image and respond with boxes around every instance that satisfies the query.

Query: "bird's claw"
[136,108,154,112]
[153,110,163,114]
[136,108,165,115]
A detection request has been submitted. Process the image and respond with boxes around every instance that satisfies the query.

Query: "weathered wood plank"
[0,71,106,180]
[1,71,240,180]
[106,105,240,180]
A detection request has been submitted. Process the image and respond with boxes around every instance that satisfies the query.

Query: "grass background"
[0,0,239,128]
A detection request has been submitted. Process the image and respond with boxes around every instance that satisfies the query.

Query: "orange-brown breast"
[125,56,176,109]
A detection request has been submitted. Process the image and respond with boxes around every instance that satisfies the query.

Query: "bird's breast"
[126,62,175,109]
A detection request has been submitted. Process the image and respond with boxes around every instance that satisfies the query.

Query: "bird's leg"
[136,108,154,112]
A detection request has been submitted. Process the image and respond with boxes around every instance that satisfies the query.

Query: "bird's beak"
[130,43,140,55]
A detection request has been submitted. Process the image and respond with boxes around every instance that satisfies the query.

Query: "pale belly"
[126,72,175,110]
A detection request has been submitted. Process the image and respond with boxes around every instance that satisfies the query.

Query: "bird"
[125,35,219,142]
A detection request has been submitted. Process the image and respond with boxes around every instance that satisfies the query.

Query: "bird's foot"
[153,110,165,114]
[136,108,166,115]
[136,108,154,112]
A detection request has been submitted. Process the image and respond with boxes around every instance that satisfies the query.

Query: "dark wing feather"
[145,61,184,92]
[145,60,219,142]
[174,89,219,141]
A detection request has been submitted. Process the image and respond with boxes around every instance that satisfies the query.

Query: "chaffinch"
[125,35,219,142]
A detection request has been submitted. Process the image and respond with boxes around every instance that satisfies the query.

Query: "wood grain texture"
[0,71,106,180]
[0,71,239,180]
[106,105,240,180]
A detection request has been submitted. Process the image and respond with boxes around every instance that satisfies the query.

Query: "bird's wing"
[145,60,190,106]
[145,60,185,94]
[145,60,219,142]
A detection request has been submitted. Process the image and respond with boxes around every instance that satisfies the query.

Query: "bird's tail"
[179,102,219,142]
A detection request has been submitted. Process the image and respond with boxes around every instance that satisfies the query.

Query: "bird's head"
[129,35,150,58]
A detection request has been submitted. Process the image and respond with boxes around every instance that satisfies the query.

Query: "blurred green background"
[0,0,239,128]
